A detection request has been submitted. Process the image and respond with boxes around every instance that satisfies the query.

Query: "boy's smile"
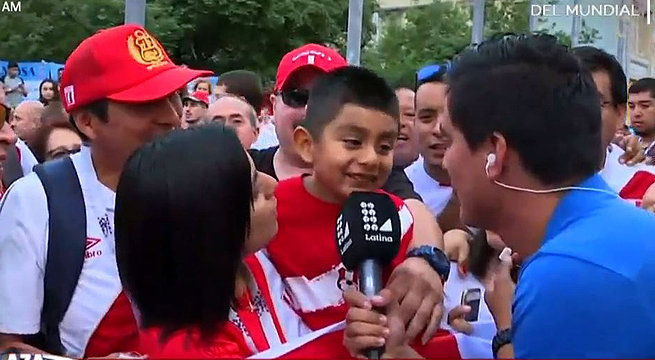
[301,103,398,203]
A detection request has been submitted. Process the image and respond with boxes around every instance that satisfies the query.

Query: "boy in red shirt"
[266,66,449,347]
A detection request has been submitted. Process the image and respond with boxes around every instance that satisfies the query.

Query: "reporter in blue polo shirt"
[441,34,655,358]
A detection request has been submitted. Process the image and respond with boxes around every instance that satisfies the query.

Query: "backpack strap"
[2,146,23,188]
[33,157,86,355]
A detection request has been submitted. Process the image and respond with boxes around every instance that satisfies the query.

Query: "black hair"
[468,230,495,280]
[217,70,264,113]
[448,34,602,185]
[304,66,399,138]
[115,123,252,342]
[7,61,18,69]
[69,99,109,142]
[629,77,655,99]
[572,46,627,105]
[38,79,60,105]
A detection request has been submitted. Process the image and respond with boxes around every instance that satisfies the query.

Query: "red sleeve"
[379,191,413,278]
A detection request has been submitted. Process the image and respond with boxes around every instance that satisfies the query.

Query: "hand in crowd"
[386,257,444,344]
[641,182,655,213]
[446,305,474,335]
[343,289,422,359]
[484,251,516,331]
[615,134,654,165]
[443,229,471,277]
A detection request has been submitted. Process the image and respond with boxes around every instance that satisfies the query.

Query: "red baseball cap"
[275,44,347,92]
[60,24,212,113]
[183,90,210,107]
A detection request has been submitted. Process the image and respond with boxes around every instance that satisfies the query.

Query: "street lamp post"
[471,0,485,44]
[125,0,146,26]
[347,0,365,65]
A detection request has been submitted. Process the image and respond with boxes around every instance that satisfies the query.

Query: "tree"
[0,0,374,82]
[362,1,471,81]
[362,0,582,80]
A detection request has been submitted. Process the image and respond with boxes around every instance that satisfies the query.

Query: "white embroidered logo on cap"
[308,55,315,64]
[64,85,75,106]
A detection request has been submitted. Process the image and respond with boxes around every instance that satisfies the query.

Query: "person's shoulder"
[248,146,277,178]
[0,172,47,212]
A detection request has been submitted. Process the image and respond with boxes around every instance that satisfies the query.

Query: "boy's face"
[303,104,398,203]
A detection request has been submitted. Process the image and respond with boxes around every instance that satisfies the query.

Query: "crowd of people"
[0,24,654,359]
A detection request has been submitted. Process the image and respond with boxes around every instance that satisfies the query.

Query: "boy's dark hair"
[304,66,399,138]
[7,61,18,69]
[448,34,602,185]
[217,70,264,113]
[572,46,627,105]
[115,123,252,342]
[628,77,655,99]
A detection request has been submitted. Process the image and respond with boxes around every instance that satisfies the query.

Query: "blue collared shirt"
[513,174,655,358]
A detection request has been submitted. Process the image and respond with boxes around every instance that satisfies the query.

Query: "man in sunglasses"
[249,44,423,201]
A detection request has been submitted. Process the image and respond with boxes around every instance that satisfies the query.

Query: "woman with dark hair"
[115,123,282,358]
[38,79,59,106]
[30,120,82,162]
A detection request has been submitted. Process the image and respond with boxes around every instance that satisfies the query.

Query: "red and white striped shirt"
[266,176,414,331]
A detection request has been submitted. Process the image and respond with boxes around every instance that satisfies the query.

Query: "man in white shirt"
[405,64,456,229]
[572,46,655,203]
[0,24,210,357]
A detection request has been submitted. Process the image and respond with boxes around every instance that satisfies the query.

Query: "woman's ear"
[293,126,314,165]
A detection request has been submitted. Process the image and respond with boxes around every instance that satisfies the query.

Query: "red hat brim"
[108,66,212,103]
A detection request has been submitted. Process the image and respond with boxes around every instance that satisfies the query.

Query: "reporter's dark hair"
[115,123,252,342]
[304,66,399,138]
[217,70,264,113]
[628,77,655,98]
[572,46,627,105]
[448,34,602,185]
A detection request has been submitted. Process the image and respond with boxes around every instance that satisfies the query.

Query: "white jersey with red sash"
[0,146,139,358]
[600,144,655,206]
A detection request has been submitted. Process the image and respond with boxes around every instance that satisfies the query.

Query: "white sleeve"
[0,173,48,334]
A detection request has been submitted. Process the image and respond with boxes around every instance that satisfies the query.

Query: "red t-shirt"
[266,176,414,330]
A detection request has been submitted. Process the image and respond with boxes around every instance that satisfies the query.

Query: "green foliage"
[0,0,375,82]
[362,0,471,80]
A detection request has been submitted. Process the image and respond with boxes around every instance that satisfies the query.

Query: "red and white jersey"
[250,321,491,359]
[0,146,138,358]
[600,144,655,206]
[266,176,414,331]
[139,251,311,358]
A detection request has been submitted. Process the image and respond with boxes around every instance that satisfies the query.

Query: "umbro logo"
[85,237,102,259]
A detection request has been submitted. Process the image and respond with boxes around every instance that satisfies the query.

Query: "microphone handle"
[359,259,384,359]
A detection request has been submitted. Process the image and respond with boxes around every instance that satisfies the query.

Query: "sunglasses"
[279,88,309,108]
[416,62,452,90]
[0,103,9,128]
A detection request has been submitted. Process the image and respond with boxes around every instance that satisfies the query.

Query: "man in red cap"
[249,44,346,180]
[182,90,210,128]
[0,24,210,357]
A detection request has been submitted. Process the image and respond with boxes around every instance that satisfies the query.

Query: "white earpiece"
[485,153,497,175]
